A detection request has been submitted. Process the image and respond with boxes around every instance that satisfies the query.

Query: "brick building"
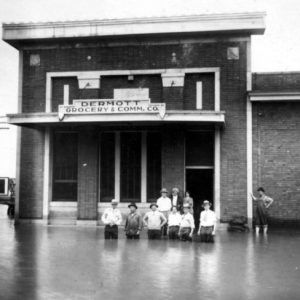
[2,12,299,226]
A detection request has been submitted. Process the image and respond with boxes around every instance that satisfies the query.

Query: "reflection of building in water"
[2,12,300,226]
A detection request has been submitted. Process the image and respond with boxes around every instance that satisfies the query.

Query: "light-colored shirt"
[157,196,172,212]
[101,207,122,226]
[200,209,216,227]
[180,212,195,229]
[143,211,166,230]
[168,212,182,227]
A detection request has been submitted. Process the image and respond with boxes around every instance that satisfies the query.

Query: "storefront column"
[114,132,121,202]
[214,127,221,220]
[77,130,98,222]
[42,127,51,222]
[141,131,147,203]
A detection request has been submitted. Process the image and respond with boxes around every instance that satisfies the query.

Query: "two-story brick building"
[2,12,300,226]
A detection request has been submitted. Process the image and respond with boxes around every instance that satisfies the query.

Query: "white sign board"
[58,98,166,121]
[113,88,149,100]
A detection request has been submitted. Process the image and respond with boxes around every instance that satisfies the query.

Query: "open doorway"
[186,169,213,229]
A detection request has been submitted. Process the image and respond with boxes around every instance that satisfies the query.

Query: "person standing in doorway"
[156,188,171,236]
[143,203,167,240]
[183,191,194,215]
[101,199,122,239]
[179,203,195,241]
[197,200,216,243]
[251,187,274,235]
[125,203,143,240]
[170,187,183,213]
[167,206,182,239]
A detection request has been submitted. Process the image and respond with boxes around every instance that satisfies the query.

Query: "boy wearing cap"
[125,203,143,240]
[179,203,195,241]
[143,203,167,240]
[168,206,182,239]
[101,199,122,239]
[197,200,217,243]
[156,188,172,236]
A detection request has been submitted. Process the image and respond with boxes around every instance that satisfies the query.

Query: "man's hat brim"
[128,203,137,209]
[150,203,158,208]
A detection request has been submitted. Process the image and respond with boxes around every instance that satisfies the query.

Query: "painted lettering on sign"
[58,99,166,121]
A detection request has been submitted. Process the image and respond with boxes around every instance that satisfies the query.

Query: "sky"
[0,0,300,176]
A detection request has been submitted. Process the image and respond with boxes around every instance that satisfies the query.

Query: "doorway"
[186,169,213,229]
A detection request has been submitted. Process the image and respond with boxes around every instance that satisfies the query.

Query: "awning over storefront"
[6,110,225,126]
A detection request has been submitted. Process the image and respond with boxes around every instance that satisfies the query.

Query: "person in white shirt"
[167,206,182,239]
[179,203,195,241]
[101,199,122,239]
[156,188,171,236]
[197,200,217,243]
[143,203,167,239]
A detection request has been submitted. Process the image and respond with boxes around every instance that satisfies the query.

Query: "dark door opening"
[186,169,213,229]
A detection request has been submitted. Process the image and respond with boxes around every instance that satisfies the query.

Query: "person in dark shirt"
[125,203,143,239]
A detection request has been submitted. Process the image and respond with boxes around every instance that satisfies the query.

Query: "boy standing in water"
[125,203,143,239]
[143,203,167,240]
[198,200,216,243]
[167,206,182,239]
[179,203,195,241]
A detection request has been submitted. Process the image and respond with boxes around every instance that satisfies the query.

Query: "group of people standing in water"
[101,187,216,242]
[101,186,274,241]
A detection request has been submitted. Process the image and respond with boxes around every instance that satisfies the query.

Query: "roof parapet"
[2,12,266,46]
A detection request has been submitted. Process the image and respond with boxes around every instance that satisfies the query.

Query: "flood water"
[0,213,300,299]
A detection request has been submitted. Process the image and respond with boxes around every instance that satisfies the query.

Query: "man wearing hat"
[143,203,167,239]
[101,199,122,239]
[197,200,216,243]
[156,188,172,236]
[179,203,195,241]
[125,203,143,240]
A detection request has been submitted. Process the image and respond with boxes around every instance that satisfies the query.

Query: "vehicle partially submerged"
[0,177,15,216]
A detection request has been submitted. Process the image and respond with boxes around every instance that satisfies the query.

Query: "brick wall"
[252,102,300,225]
[19,127,44,218]
[253,72,300,92]
[77,129,98,220]
[161,126,185,195]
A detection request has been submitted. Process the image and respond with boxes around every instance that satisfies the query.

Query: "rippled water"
[0,214,299,300]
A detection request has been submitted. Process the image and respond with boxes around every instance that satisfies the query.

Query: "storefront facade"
[6,12,295,226]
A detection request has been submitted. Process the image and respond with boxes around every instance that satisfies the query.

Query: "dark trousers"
[179,227,192,241]
[200,226,214,243]
[104,225,118,239]
[148,229,161,240]
[126,234,140,240]
[168,226,179,239]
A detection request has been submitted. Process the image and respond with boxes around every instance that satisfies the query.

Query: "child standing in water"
[167,206,182,239]
[198,200,216,243]
[251,187,274,235]
[179,204,195,241]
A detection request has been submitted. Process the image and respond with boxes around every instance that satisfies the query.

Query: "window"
[52,132,78,201]
[120,132,141,202]
[147,132,161,202]
[100,132,115,202]
[185,131,214,166]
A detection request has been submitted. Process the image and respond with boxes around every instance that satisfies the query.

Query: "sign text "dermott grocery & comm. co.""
[58,99,166,120]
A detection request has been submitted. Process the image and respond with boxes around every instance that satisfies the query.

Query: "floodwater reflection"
[0,218,300,300]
